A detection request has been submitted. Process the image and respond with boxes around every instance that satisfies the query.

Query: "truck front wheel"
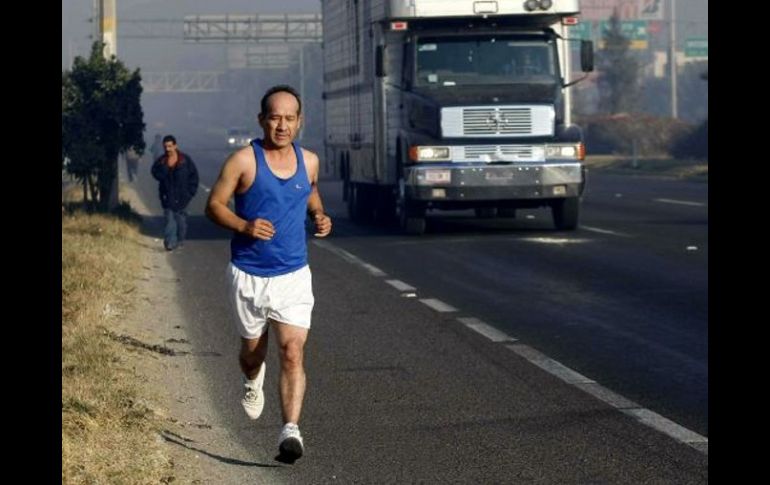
[497,207,517,218]
[551,197,580,230]
[403,215,426,235]
[396,183,426,235]
[475,207,497,218]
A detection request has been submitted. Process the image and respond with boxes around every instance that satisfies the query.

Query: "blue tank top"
[231,139,312,277]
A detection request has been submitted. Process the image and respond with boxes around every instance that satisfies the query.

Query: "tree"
[62,42,145,211]
[677,60,708,123]
[597,10,640,114]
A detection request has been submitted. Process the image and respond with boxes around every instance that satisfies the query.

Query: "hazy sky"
[62,0,707,69]
[62,0,323,68]
[61,0,707,144]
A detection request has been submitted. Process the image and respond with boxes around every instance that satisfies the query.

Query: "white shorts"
[227,263,314,339]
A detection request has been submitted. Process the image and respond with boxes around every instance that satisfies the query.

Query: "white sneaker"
[278,423,304,460]
[241,362,266,420]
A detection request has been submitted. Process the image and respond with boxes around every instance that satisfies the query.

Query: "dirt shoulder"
[115,185,271,484]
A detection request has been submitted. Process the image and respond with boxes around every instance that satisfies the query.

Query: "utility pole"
[93,0,117,57]
[100,0,117,58]
[92,0,100,42]
[669,0,678,119]
[97,0,120,209]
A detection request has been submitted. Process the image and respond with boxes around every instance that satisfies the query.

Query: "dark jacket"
[151,151,199,211]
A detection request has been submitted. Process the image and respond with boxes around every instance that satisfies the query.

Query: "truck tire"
[551,197,579,230]
[474,207,497,218]
[374,186,397,223]
[403,215,426,235]
[399,201,426,235]
[395,178,426,235]
[394,144,425,234]
[497,207,517,218]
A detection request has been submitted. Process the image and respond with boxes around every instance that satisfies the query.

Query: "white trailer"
[322,0,594,233]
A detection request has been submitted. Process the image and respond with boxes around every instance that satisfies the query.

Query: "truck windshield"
[415,36,557,87]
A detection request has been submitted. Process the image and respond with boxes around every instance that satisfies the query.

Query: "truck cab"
[322,0,593,233]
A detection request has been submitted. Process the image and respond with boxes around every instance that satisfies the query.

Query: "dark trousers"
[126,160,139,182]
[163,208,187,250]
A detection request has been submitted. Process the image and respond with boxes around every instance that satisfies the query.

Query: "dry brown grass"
[62,179,84,205]
[62,202,172,484]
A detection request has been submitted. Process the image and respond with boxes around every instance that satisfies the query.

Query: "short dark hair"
[260,85,302,116]
[162,135,176,144]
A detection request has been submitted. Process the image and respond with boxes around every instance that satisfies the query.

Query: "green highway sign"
[598,20,648,41]
[598,20,649,50]
[685,38,708,58]
[568,22,593,40]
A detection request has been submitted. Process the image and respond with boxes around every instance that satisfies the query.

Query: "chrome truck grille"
[450,145,545,162]
[441,105,554,138]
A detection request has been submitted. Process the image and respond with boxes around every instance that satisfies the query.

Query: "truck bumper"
[405,163,585,201]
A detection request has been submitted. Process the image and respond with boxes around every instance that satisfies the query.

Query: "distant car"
[226,128,253,148]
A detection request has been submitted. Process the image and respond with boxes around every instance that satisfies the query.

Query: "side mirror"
[581,40,594,72]
[376,45,387,77]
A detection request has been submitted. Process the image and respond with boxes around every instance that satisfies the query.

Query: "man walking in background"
[125,146,140,182]
[151,135,199,251]
[150,133,163,161]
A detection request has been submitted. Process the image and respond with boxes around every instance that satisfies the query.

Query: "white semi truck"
[322,0,594,234]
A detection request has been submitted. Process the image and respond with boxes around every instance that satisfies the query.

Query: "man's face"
[163,141,177,155]
[259,92,302,149]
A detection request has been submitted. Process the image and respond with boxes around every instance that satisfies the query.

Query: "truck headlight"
[409,146,451,162]
[545,143,585,160]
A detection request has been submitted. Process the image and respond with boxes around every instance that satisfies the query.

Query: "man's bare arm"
[205,150,276,240]
[303,149,332,237]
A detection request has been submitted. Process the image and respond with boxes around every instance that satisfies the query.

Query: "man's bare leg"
[271,320,308,424]
[240,332,269,379]
[272,320,309,460]
[239,331,269,419]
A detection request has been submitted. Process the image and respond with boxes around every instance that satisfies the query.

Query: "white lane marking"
[520,237,590,244]
[654,198,706,207]
[623,408,708,453]
[507,344,595,384]
[199,183,211,193]
[458,317,517,342]
[419,298,457,313]
[312,240,387,277]
[386,279,416,292]
[313,240,358,263]
[313,238,708,454]
[689,442,709,454]
[360,263,387,277]
[581,225,632,238]
[574,382,640,409]
[506,343,707,455]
